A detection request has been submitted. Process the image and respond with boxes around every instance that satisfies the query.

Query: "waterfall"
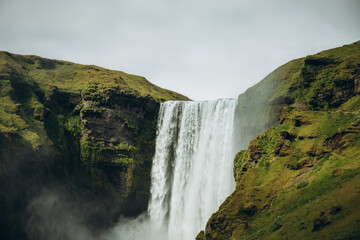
[148,99,238,240]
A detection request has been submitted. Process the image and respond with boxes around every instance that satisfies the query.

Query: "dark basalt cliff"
[198,41,360,239]
[0,52,188,239]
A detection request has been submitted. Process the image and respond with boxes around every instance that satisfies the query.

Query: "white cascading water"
[148,99,238,240]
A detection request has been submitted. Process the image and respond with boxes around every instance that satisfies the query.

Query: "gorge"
[0,41,359,240]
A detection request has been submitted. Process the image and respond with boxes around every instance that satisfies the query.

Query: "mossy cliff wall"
[0,52,188,239]
[198,41,360,239]
[236,41,360,147]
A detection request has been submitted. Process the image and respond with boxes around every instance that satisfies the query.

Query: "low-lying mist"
[26,190,97,240]
[22,85,279,240]
[104,214,168,240]
[25,190,168,240]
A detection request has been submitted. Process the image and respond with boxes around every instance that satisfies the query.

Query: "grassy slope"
[0,51,188,100]
[0,51,188,159]
[236,41,360,147]
[198,41,360,239]
[0,52,189,239]
[0,51,188,142]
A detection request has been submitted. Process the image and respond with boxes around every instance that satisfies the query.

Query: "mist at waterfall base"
[105,99,238,240]
[24,99,240,240]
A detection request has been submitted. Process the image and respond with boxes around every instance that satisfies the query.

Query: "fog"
[103,215,167,240]
[26,191,96,240]
[26,191,166,240]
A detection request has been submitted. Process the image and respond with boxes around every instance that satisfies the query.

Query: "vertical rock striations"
[0,51,188,239]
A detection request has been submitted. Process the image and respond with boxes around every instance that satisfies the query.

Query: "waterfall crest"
[148,99,238,240]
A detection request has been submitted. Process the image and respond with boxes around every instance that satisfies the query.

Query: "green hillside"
[0,51,188,240]
[198,41,360,239]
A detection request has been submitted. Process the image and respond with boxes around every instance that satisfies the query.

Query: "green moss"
[3,53,189,102]
[111,157,135,166]
[114,142,137,151]
[0,96,26,135]
[0,50,187,153]
[204,41,360,240]
[235,150,250,172]
[244,41,360,116]
[205,108,360,239]
[296,181,309,189]
[65,115,82,137]
[0,49,190,232]
[339,95,360,112]
[234,42,359,151]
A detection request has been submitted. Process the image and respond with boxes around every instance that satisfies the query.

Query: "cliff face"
[0,52,188,239]
[235,41,360,147]
[198,41,360,239]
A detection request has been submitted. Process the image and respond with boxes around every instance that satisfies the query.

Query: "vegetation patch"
[199,41,360,240]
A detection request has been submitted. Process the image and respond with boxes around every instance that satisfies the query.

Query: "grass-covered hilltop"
[197,41,360,239]
[0,51,188,239]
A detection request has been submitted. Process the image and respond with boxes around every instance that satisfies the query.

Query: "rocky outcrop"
[0,52,188,239]
[235,41,360,148]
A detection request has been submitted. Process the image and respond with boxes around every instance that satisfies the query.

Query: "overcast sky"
[0,0,359,100]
